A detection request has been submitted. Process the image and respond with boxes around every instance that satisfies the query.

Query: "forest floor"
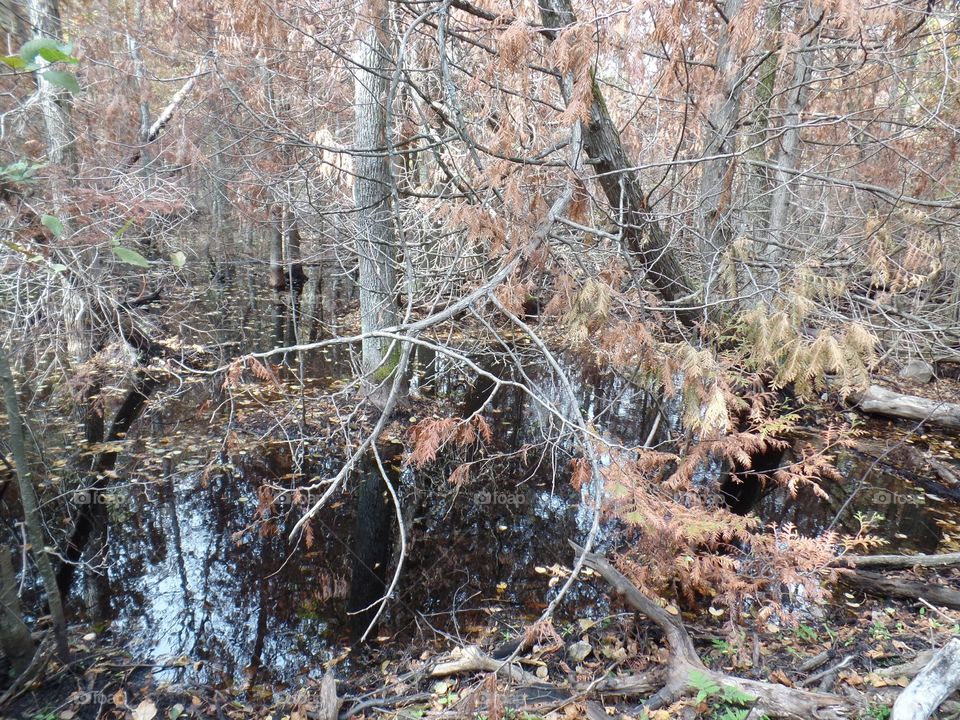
[4,569,960,720]
[5,328,960,720]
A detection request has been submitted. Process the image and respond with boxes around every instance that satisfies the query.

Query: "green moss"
[371,343,402,383]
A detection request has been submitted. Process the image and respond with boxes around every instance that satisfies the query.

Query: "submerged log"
[850,385,960,430]
[891,638,960,720]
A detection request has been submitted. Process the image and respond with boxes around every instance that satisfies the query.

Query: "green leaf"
[113,246,150,268]
[37,46,78,64]
[169,251,187,268]
[113,217,136,241]
[41,214,63,237]
[42,69,81,94]
[1,55,27,70]
[49,263,68,273]
[20,38,61,64]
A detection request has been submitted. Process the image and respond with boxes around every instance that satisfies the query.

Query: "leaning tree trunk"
[0,344,69,661]
[538,0,699,327]
[353,0,403,405]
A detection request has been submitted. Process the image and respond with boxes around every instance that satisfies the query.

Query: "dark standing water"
[69,279,960,692]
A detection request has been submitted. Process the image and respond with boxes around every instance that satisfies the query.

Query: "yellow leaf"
[132,700,157,720]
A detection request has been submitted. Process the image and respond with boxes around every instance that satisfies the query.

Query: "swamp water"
[64,280,960,692]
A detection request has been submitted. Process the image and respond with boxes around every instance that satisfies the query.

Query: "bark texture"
[697,0,746,301]
[0,344,69,661]
[892,638,960,720]
[354,0,402,397]
[538,0,699,326]
[0,543,36,676]
[850,384,960,430]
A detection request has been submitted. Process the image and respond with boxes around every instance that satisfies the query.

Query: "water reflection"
[79,279,960,689]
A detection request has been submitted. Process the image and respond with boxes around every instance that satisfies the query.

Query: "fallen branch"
[834,552,960,570]
[849,385,960,430]
[337,692,432,720]
[892,638,960,720]
[838,569,960,610]
[431,645,539,684]
[428,645,614,718]
[571,542,858,719]
[875,649,937,679]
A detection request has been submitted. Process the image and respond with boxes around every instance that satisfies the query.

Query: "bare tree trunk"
[353,0,403,403]
[284,207,308,294]
[767,4,820,260]
[739,3,781,300]
[126,0,150,144]
[26,0,77,175]
[696,0,746,306]
[0,544,35,676]
[537,0,699,326]
[0,344,69,661]
[269,206,287,292]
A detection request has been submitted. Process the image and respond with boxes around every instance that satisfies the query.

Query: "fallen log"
[572,542,858,719]
[834,552,960,570]
[849,385,960,430]
[891,638,960,720]
[875,649,937,680]
[838,569,960,610]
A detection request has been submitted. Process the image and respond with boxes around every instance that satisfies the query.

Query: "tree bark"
[697,0,746,304]
[0,543,36,677]
[537,0,699,327]
[838,569,960,610]
[767,4,819,260]
[25,0,77,175]
[739,3,780,299]
[269,206,287,292]
[891,638,960,720]
[0,344,69,661]
[835,552,960,570]
[849,384,960,430]
[353,0,404,403]
[284,207,308,294]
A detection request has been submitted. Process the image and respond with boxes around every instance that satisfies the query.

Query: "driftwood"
[316,673,340,720]
[429,645,613,718]
[838,569,960,610]
[431,645,539,685]
[572,542,858,719]
[850,385,960,430]
[835,552,960,570]
[891,638,960,720]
